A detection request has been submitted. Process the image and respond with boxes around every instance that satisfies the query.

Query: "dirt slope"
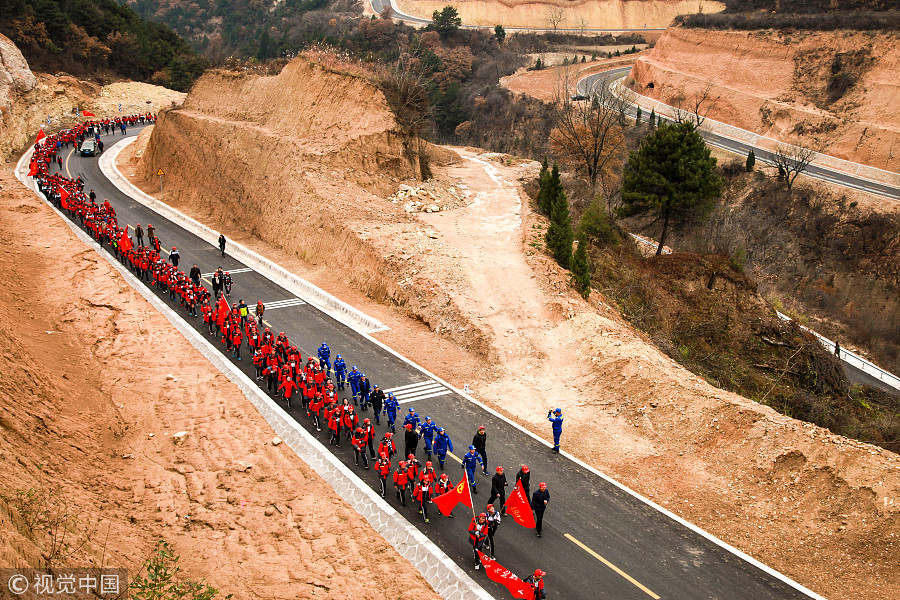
[394,0,724,29]
[630,27,900,169]
[0,163,439,599]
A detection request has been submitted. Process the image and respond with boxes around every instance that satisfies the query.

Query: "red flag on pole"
[478,552,535,599]
[35,129,46,144]
[82,110,96,117]
[118,230,132,253]
[58,186,71,209]
[504,480,536,528]
[432,476,473,516]
[216,296,230,327]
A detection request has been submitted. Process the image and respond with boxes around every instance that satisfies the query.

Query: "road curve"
[577,68,900,200]
[22,126,829,600]
[369,0,666,33]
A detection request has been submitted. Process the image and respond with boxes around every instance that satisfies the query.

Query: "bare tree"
[376,67,433,178]
[672,83,717,128]
[578,16,588,37]
[773,142,819,193]
[550,68,632,194]
[546,7,564,32]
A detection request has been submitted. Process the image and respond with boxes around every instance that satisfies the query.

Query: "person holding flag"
[531,482,551,538]
[432,474,472,518]
[503,479,536,529]
[523,569,547,599]
[477,552,540,599]
[468,512,489,570]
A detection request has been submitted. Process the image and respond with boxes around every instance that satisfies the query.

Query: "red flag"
[82,110,96,117]
[118,230,132,253]
[216,296,230,327]
[35,129,46,144]
[58,186,71,209]
[432,476,473,516]
[504,480,536,528]
[27,161,38,177]
[478,552,535,599]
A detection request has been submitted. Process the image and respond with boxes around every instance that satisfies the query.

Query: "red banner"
[504,480,536,528]
[216,296,230,327]
[478,551,535,599]
[27,162,38,177]
[35,129,46,144]
[118,230,132,253]
[432,476,472,516]
[82,110,96,117]
[58,186,71,209]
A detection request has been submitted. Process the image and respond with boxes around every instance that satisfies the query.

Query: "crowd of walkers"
[28,119,550,599]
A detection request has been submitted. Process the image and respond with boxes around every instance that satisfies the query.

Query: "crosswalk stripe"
[397,390,453,404]
[393,384,446,401]
[201,267,253,277]
[384,380,439,394]
[263,298,306,310]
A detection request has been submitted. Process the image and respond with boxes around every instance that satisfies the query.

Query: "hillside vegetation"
[0,0,207,90]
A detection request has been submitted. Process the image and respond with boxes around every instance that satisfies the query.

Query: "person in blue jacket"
[317,342,331,372]
[358,373,371,409]
[433,427,453,469]
[403,407,420,430]
[333,354,347,389]
[419,416,438,461]
[461,446,484,494]
[547,408,564,453]
[348,366,361,403]
[383,393,399,432]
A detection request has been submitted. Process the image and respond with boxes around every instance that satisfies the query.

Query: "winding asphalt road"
[31,127,828,600]
[577,68,900,200]
[369,0,666,33]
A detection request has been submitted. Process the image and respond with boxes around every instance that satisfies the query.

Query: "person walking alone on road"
[531,482,550,538]
[134,223,144,247]
[547,408,564,453]
[189,264,201,287]
[472,425,489,476]
[218,233,226,257]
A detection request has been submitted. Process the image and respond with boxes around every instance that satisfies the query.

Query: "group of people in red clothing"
[28,119,548,599]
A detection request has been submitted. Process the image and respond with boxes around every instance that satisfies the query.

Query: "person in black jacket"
[189,264,201,287]
[218,233,227,257]
[169,247,180,267]
[472,425,489,476]
[531,482,550,538]
[404,423,419,458]
[211,268,223,300]
[370,385,385,425]
[489,466,508,514]
[516,464,531,500]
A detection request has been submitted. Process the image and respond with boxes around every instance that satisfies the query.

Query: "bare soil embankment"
[0,165,438,598]
[394,0,724,29]
[630,27,900,170]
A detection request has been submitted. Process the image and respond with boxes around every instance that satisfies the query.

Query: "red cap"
[521,465,530,473]
[486,503,494,510]
[478,425,485,430]
[425,461,432,467]
[496,466,504,473]
[407,453,415,460]
[534,569,545,578]
[539,482,547,488]
[405,423,413,430]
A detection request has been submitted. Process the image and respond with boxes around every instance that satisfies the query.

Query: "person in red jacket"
[393,461,409,506]
[405,455,420,498]
[374,452,391,498]
[201,300,213,335]
[362,418,376,459]
[264,352,279,393]
[523,569,546,599]
[279,376,298,409]
[309,392,325,431]
[352,427,369,469]
[341,405,359,441]
[327,402,341,447]
[468,513,489,570]
[252,348,265,380]
[414,472,433,523]
[378,432,397,459]
[231,322,243,360]
[435,473,454,519]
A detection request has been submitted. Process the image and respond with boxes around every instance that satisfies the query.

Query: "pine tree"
[649,108,656,128]
[570,235,591,299]
[544,164,573,268]
[746,149,756,172]
[635,106,642,125]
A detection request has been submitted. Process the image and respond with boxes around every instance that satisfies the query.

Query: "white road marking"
[384,380,451,404]
[397,390,453,404]
[385,380,439,393]
[202,267,253,277]
[263,298,306,310]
